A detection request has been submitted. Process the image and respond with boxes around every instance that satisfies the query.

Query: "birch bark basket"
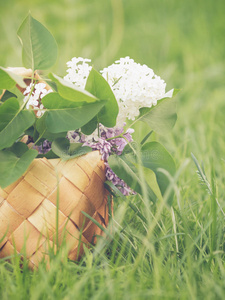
[0,151,110,269]
[0,68,111,269]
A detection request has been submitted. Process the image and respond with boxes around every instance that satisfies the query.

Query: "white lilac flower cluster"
[68,124,134,196]
[64,56,169,127]
[64,57,92,89]
[101,57,167,126]
[23,83,53,117]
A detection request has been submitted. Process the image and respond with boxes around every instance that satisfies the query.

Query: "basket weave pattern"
[0,151,109,268]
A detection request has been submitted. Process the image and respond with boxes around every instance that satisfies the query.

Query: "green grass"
[1,0,225,299]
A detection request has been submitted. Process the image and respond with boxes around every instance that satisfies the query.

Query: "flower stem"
[33,129,47,146]
[123,135,137,155]
[106,134,124,141]
[21,70,35,110]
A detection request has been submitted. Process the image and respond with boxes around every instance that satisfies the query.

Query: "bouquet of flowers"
[0,14,178,266]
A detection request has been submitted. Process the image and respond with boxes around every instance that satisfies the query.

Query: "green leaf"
[0,98,35,150]
[0,90,18,103]
[0,144,38,188]
[140,130,153,145]
[37,150,59,159]
[49,73,98,103]
[24,126,34,137]
[9,141,29,157]
[140,165,163,201]
[108,154,157,202]
[35,113,67,141]
[17,13,58,70]
[141,141,176,205]
[42,93,106,133]
[0,67,26,89]
[137,89,179,135]
[41,92,82,109]
[81,117,98,135]
[7,86,25,105]
[109,141,176,204]
[85,68,119,127]
[0,98,19,131]
[42,131,67,142]
[51,137,92,160]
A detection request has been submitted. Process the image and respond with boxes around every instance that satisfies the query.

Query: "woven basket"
[0,151,110,269]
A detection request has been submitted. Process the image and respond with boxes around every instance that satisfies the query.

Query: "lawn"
[1,0,225,299]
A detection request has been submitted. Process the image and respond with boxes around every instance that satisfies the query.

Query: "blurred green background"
[0,0,225,170]
[1,2,225,297]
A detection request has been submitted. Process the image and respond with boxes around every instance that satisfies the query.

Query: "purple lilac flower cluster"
[37,124,134,196]
[68,124,134,196]
[37,140,52,154]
